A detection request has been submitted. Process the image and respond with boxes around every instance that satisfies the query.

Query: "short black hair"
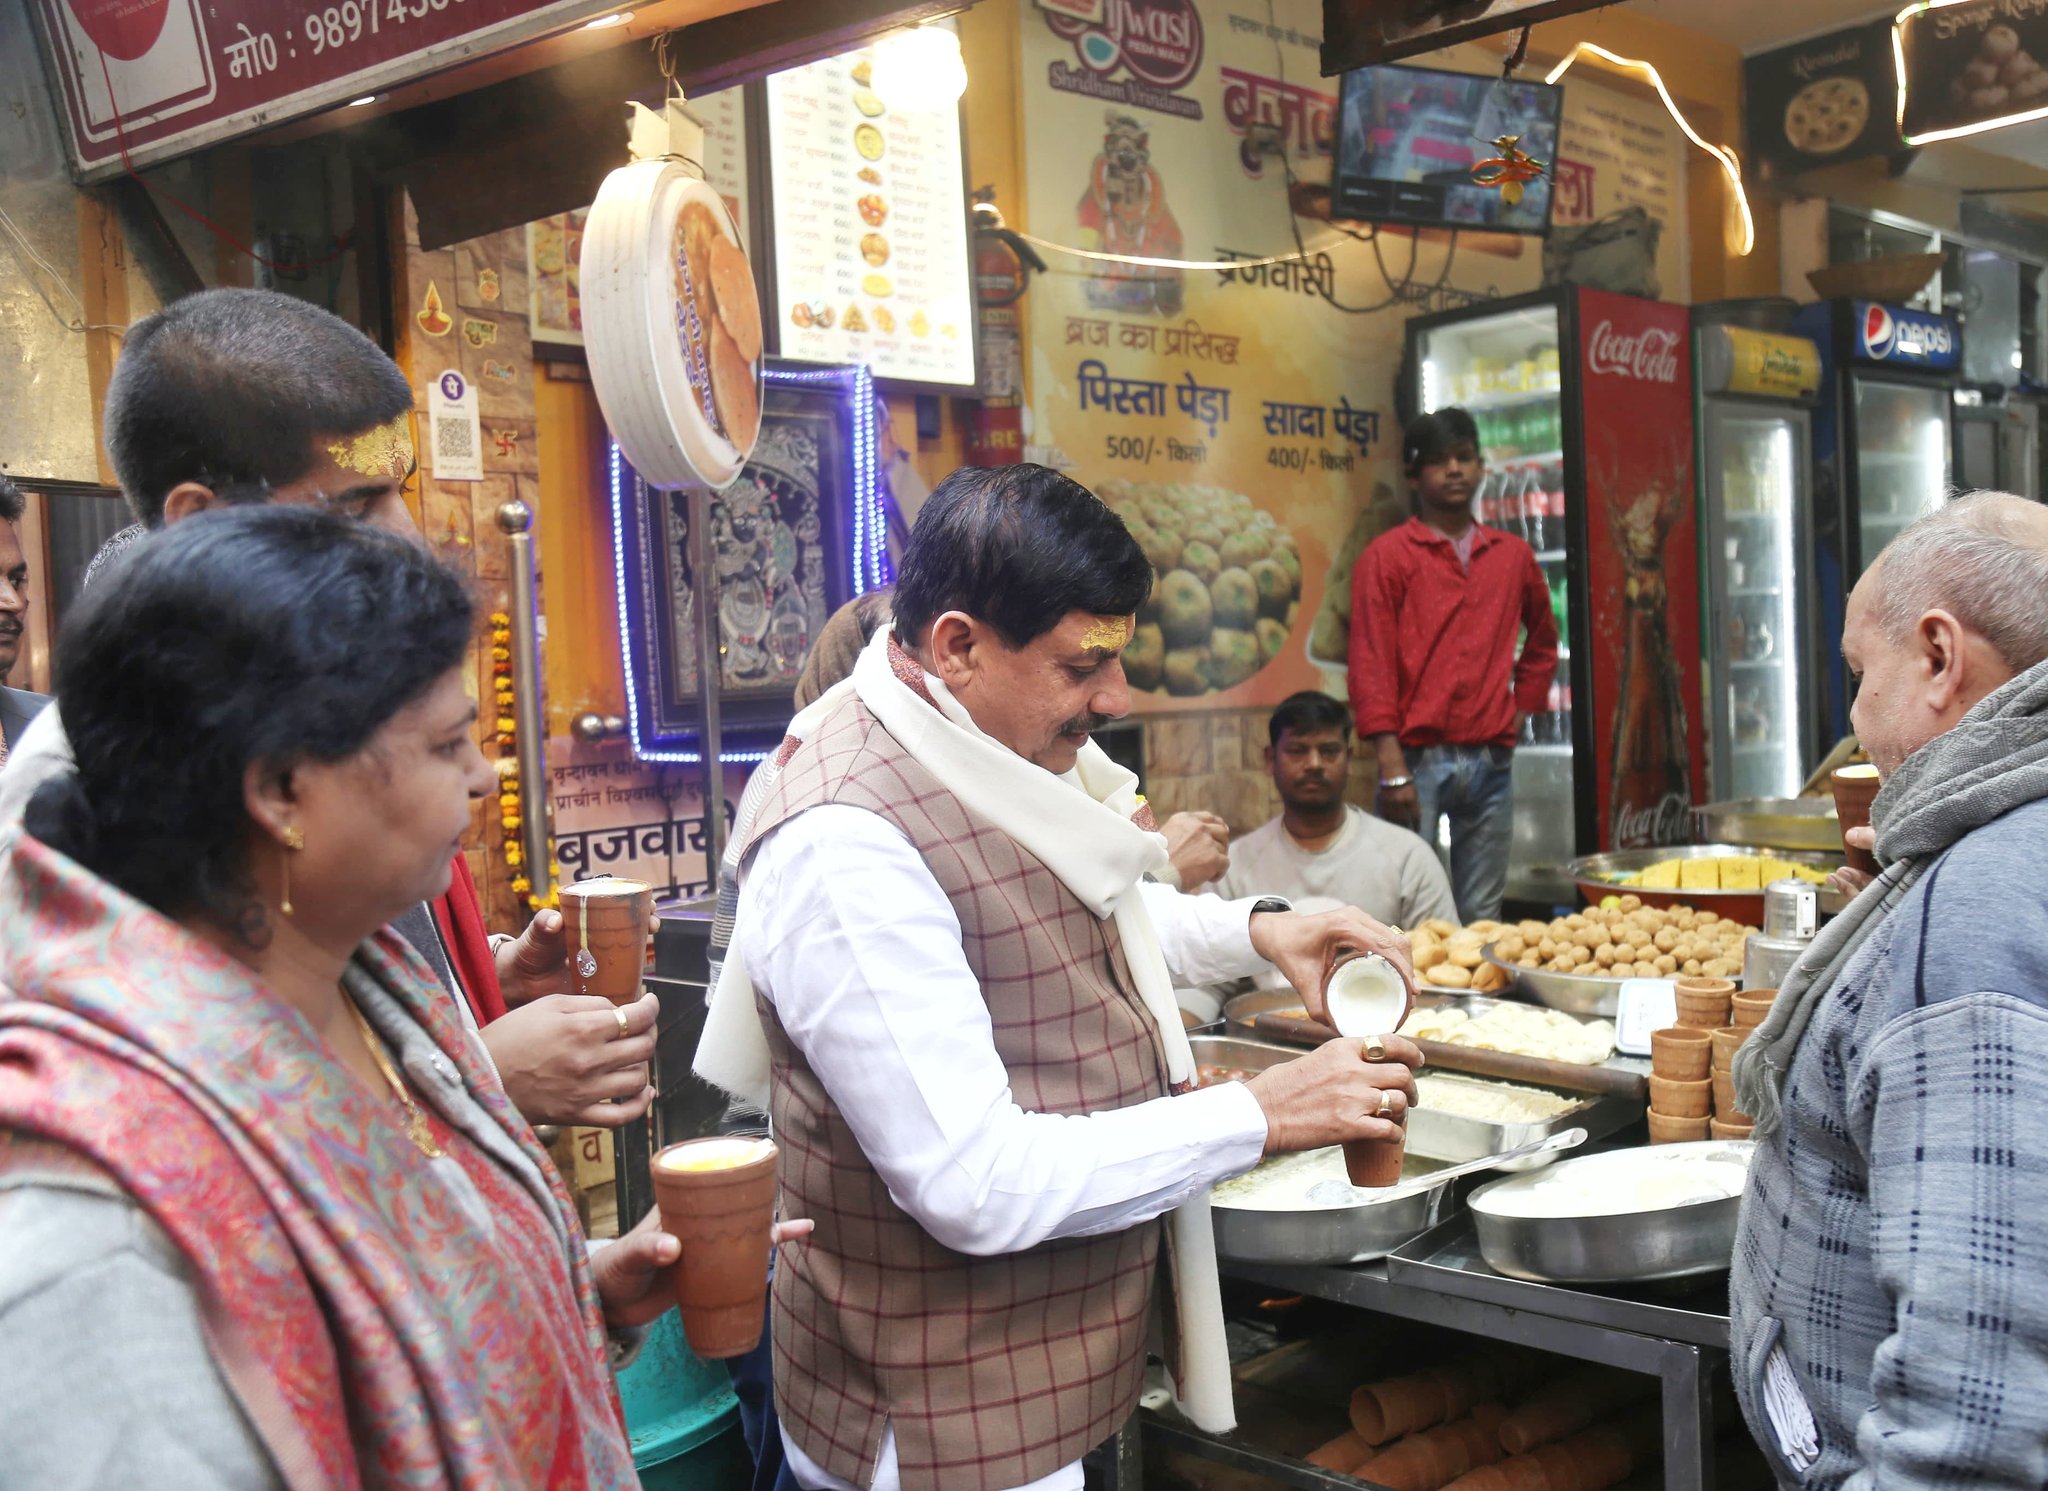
[1269,690,1352,747]
[891,465,1152,648]
[1402,408,1481,474]
[26,505,473,938]
[104,288,415,527]
[0,476,20,524]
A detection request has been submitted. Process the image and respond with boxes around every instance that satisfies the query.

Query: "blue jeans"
[1409,744,1516,923]
[727,1263,800,1491]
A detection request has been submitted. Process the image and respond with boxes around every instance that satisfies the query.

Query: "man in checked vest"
[698,464,1422,1491]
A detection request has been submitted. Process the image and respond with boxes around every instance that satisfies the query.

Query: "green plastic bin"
[618,1312,747,1486]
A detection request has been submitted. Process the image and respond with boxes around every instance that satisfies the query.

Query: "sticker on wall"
[482,358,519,385]
[493,427,522,459]
[428,369,484,481]
[463,317,498,348]
[477,267,502,303]
[416,281,453,338]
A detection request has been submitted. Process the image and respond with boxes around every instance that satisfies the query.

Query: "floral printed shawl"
[0,833,636,1491]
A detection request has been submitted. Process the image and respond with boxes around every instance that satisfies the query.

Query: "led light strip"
[1893,0,2048,145]
[608,364,886,763]
[1544,42,1755,257]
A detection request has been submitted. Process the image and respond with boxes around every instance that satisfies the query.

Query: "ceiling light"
[347,95,378,107]
[583,11,628,28]
[870,25,967,112]
[1545,42,1754,257]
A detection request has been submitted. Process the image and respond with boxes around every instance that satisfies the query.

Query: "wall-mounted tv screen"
[1333,64,1563,235]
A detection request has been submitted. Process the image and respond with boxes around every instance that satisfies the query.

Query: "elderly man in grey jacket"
[1730,491,2048,1488]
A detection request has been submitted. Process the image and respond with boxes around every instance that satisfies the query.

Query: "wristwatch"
[1248,897,1291,917]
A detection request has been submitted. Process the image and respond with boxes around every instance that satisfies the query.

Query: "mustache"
[1060,713,1114,737]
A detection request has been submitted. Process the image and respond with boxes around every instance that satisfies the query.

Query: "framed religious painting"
[611,359,889,758]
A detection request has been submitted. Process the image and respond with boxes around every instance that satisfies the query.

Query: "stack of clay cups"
[1710,988,1775,1137]
[1647,977,1735,1143]
[1647,1026,1713,1142]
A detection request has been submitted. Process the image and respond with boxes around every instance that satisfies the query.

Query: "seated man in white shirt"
[1214,691,1458,931]
[696,464,1420,1491]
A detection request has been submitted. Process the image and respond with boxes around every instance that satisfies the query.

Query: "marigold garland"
[490,610,560,911]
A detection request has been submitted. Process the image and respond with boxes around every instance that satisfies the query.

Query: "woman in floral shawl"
[0,507,781,1490]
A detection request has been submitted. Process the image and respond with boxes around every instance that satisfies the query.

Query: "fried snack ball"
[1448,940,1485,970]
[1430,963,1473,989]
[1422,918,1459,940]
[1415,942,1449,973]
[1496,934,1527,960]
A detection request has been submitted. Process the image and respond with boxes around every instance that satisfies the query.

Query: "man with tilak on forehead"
[698,463,1421,1491]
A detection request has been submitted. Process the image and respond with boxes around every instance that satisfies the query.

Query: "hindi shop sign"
[29,0,626,181]
[1897,0,2048,144]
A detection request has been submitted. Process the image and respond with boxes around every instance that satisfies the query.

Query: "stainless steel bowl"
[1566,844,1846,923]
[1210,1154,1463,1265]
[1466,1141,1753,1283]
[1480,942,1634,1016]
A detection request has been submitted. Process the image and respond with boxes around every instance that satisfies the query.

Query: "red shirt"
[1348,518,1560,750]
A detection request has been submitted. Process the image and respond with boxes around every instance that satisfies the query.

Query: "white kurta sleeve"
[1138,878,1277,987]
[736,805,1269,1257]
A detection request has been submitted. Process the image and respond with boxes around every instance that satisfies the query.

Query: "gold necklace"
[343,992,446,1159]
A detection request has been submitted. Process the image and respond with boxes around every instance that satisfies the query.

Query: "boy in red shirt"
[1349,408,1558,921]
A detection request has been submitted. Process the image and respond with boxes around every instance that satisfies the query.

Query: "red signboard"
[1575,288,1704,852]
[30,0,619,181]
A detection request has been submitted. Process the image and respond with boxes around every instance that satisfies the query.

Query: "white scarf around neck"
[694,629,1234,1433]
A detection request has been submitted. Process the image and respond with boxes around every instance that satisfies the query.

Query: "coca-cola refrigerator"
[1694,324,1823,802]
[1788,299,1961,740]
[1406,287,1705,902]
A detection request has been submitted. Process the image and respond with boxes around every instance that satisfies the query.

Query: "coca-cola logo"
[1047,0,1204,93]
[1587,321,1681,383]
[1612,791,1692,848]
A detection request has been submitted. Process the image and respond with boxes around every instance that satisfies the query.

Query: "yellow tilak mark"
[327,415,414,480]
[1080,616,1132,651]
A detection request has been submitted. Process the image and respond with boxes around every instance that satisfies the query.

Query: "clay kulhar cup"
[652,1135,780,1359]
[558,876,655,1005]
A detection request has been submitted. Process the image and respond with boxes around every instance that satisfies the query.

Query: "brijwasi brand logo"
[1047,0,1205,118]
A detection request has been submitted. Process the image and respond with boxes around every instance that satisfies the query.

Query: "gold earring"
[281,825,304,916]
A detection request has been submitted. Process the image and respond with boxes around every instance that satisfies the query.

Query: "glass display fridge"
[1406,287,1706,903]
[1788,299,1960,739]
[1694,324,1823,802]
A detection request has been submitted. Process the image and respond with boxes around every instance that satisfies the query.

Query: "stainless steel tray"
[1695,797,1842,853]
[1189,1034,1635,1174]
[1465,1141,1754,1284]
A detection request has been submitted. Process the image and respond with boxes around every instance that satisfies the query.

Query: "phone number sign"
[32,0,623,181]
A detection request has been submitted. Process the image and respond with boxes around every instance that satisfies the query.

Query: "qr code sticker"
[436,414,476,465]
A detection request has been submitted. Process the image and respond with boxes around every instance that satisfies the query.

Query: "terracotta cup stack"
[1708,995,1770,1138]
[1647,1027,1713,1142]
[1671,975,1735,1031]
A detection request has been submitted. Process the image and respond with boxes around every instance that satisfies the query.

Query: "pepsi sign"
[1854,301,1960,371]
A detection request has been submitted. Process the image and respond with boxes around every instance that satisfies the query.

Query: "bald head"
[1871,492,2048,672]
[1846,492,2048,776]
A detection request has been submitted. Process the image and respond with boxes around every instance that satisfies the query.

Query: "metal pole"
[495,499,554,903]
[686,483,727,880]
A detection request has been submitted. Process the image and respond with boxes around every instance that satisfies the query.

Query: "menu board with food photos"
[763,40,977,390]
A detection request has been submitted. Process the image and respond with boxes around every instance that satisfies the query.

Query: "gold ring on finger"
[1364,1036,1387,1062]
[613,1006,631,1040]
[1376,1089,1398,1119]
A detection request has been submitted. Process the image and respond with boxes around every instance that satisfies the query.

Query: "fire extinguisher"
[967,197,1042,466]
